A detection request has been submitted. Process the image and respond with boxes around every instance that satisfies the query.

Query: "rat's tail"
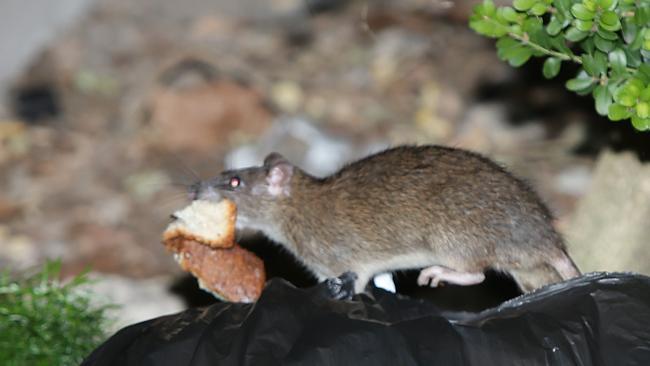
[551,250,581,280]
[509,250,581,293]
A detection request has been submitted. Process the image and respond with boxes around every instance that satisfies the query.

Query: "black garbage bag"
[83,272,650,366]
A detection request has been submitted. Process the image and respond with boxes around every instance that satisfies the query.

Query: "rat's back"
[307,145,579,292]
[322,145,551,228]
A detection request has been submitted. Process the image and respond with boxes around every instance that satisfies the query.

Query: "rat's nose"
[187,181,206,201]
[188,181,221,201]
[188,181,202,200]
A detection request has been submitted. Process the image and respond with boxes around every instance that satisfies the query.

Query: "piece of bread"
[163,199,236,249]
[163,199,266,302]
[165,237,265,302]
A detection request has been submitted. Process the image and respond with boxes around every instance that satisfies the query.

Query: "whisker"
[156,191,191,204]
[169,153,201,181]
[167,181,192,190]
[152,194,191,216]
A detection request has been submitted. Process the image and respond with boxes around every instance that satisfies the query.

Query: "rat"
[190,145,581,294]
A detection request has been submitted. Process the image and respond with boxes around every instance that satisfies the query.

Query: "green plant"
[0,261,111,366]
[470,0,650,131]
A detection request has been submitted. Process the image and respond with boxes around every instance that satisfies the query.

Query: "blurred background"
[1,0,649,331]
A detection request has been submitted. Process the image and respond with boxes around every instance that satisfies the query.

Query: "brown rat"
[191,145,581,294]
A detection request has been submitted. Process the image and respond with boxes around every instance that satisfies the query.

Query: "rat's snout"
[188,181,201,200]
[188,181,222,201]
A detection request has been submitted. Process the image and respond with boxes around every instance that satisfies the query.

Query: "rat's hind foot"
[320,272,358,300]
[417,265,485,287]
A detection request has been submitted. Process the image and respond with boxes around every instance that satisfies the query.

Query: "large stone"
[567,151,650,275]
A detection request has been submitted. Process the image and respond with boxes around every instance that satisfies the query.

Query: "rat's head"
[190,153,295,228]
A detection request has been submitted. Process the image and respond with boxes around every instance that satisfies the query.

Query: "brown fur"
[200,145,581,293]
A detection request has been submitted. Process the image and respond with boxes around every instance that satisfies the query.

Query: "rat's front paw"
[417,265,485,287]
[321,272,358,300]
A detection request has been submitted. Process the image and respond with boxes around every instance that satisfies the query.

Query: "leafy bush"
[0,262,111,366]
[470,0,650,131]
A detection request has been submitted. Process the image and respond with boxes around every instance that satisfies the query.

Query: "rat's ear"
[263,152,288,168]
[264,153,293,196]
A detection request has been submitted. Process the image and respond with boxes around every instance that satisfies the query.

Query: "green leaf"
[530,3,548,15]
[596,28,618,41]
[513,0,536,11]
[555,0,573,14]
[496,37,520,60]
[549,35,573,55]
[621,20,638,44]
[483,0,497,16]
[631,115,650,131]
[594,51,608,73]
[640,64,650,79]
[506,46,534,67]
[635,6,650,25]
[522,16,544,33]
[628,78,645,96]
[629,27,645,50]
[582,54,597,76]
[566,71,595,91]
[470,19,508,37]
[594,85,613,115]
[565,27,589,42]
[543,57,562,79]
[499,6,519,22]
[510,24,524,36]
[575,19,594,32]
[581,37,596,54]
[571,4,595,20]
[641,87,650,102]
[608,104,632,120]
[475,0,497,16]
[598,0,617,11]
[637,102,650,119]
[546,16,565,36]
[599,11,621,32]
[582,53,607,76]
[583,0,598,12]
[608,48,628,76]
[470,19,492,35]
[594,35,615,52]
[625,47,642,67]
[615,91,636,107]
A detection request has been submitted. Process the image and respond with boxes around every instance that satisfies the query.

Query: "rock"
[225,117,387,177]
[413,81,458,141]
[0,120,30,164]
[123,170,171,202]
[452,103,546,153]
[270,80,303,113]
[0,195,22,221]
[370,29,429,89]
[0,225,40,270]
[567,151,650,275]
[553,165,592,197]
[142,61,272,154]
[70,223,160,277]
[83,273,185,333]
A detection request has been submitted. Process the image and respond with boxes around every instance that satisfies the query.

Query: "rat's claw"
[417,273,431,286]
[418,265,485,288]
[322,272,357,300]
[417,266,446,288]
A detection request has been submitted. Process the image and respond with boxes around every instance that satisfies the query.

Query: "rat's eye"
[229,176,241,188]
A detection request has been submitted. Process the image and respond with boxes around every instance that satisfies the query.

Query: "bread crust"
[162,199,265,302]
[162,200,237,249]
[165,237,265,302]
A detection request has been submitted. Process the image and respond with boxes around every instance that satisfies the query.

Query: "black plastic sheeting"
[84,272,650,366]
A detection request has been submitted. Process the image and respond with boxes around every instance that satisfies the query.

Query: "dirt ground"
[1,0,648,324]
